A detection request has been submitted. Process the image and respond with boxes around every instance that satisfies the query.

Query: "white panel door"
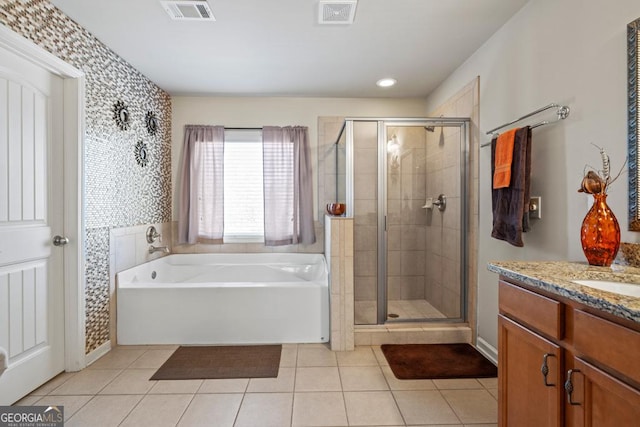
[0,44,65,405]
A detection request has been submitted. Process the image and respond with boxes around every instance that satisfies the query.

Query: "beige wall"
[171,96,427,222]
[424,0,640,356]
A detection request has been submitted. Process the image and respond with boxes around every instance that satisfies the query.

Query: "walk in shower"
[335,118,470,325]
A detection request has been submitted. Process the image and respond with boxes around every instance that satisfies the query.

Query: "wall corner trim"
[0,24,83,78]
[476,336,498,366]
[84,341,111,367]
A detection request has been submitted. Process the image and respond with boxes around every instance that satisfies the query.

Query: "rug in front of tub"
[150,345,282,380]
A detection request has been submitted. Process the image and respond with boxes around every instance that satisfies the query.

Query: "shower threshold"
[354,322,472,346]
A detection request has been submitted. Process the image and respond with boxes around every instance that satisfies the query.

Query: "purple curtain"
[177,125,224,244]
[262,126,315,246]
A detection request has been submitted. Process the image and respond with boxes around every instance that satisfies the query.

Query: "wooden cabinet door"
[499,315,563,427]
[565,357,640,427]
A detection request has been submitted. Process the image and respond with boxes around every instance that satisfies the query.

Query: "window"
[223,130,264,243]
[178,125,314,246]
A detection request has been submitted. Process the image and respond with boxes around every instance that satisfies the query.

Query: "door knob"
[52,235,69,246]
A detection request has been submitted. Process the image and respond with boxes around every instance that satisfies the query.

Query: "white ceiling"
[50,0,529,98]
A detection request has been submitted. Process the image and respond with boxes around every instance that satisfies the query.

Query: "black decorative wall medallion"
[145,110,159,136]
[134,140,149,167]
[113,100,130,131]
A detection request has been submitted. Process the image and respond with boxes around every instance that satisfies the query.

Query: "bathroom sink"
[572,280,640,298]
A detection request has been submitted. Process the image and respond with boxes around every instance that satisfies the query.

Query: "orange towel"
[492,127,519,189]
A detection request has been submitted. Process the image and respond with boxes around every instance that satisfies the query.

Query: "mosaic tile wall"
[85,227,110,353]
[0,0,173,353]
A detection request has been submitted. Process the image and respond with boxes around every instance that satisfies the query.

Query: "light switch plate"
[529,196,541,219]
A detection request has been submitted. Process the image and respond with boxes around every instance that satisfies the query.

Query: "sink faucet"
[149,245,170,254]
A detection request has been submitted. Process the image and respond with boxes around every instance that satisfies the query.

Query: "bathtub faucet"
[149,245,170,254]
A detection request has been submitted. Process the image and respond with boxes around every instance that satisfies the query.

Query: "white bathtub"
[116,253,329,345]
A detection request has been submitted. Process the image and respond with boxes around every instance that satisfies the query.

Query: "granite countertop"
[487,261,640,323]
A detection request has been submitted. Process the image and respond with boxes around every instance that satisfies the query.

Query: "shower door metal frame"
[345,120,355,218]
[345,117,470,325]
[377,118,470,324]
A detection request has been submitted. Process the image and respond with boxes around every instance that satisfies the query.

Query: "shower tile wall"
[353,121,378,324]
[324,216,354,351]
[317,117,370,325]
[387,127,427,304]
[0,1,172,353]
[427,78,480,326]
[317,116,346,224]
[424,127,462,318]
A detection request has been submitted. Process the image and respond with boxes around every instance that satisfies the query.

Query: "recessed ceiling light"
[376,78,397,88]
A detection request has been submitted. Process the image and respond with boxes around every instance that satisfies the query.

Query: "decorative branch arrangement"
[578,144,625,195]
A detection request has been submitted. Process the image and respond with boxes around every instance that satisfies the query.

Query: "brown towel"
[491,127,532,247]
[492,127,519,189]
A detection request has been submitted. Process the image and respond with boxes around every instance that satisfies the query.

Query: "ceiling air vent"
[319,0,358,25]
[161,1,215,21]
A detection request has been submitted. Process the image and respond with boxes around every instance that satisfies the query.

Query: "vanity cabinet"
[498,315,562,426]
[498,279,640,427]
[566,356,640,426]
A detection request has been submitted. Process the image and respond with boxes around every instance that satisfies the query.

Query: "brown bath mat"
[381,343,497,380]
[150,345,281,380]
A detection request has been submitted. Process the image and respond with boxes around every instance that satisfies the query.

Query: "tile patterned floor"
[387,300,447,320]
[14,344,497,427]
[356,300,447,324]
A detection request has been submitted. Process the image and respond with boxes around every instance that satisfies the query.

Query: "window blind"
[223,130,264,242]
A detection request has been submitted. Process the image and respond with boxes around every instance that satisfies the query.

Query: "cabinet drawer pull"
[564,369,582,405]
[541,353,555,387]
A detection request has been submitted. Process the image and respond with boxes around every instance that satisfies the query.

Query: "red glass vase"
[580,193,620,267]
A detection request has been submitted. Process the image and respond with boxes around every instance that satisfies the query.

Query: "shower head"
[425,126,435,132]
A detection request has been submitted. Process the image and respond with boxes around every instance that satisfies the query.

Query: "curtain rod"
[224,127,308,130]
[480,103,570,148]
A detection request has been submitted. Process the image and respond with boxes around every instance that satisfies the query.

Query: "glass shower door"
[352,120,379,325]
[349,118,468,325]
[383,122,466,322]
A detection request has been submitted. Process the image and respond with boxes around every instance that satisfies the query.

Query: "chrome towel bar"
[481,103,570,147]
